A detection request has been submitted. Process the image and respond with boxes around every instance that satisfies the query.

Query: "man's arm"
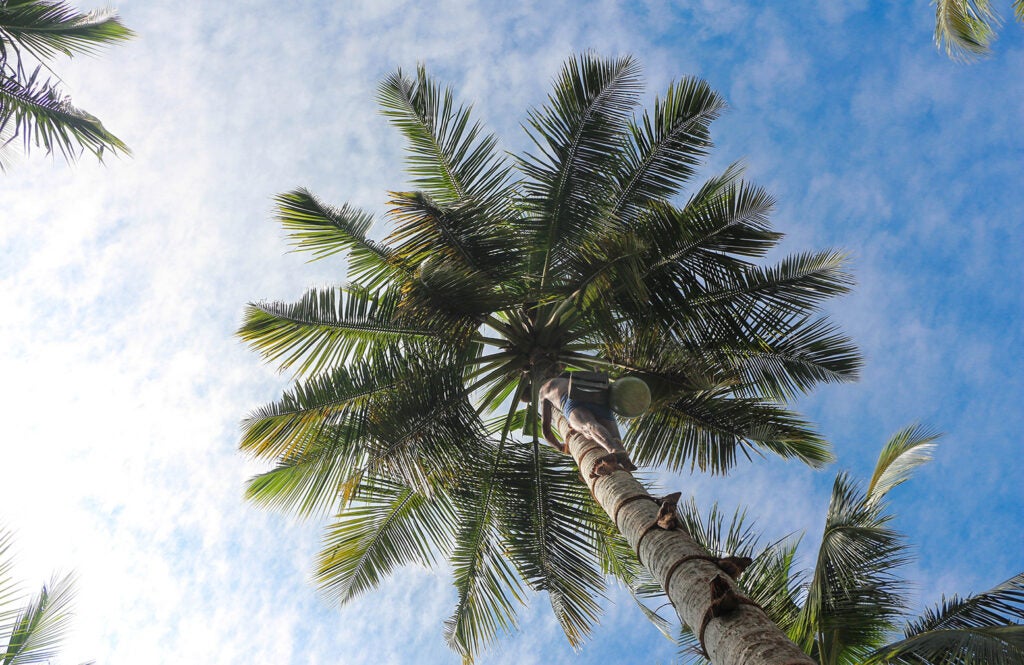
[541,397,562,451]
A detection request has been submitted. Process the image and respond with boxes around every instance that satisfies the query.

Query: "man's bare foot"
[613,451,637,471]
[589,452,635,478]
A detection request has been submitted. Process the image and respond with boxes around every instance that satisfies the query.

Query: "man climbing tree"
[539,375,637,476]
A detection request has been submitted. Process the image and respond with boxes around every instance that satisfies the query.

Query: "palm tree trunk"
[552,412,814,665]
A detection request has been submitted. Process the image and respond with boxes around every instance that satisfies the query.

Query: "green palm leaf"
[0,530,20,630]
[244,420,365,517]
[0,0,132,61]
[239,285,450,377]
[316,475,458,604]
[0,1,132,168]
[519,53,642,284]
[378,65,512,205]
[742,540,805,637]
[385,190,522,280]
[610,77,727,226]
[727,316,862,400]
[0,65,128,163]
[500,442,605,647]
[793,473,909,665]
[934,0,1001,61]
[240,353,387,460]
[866,424,940,504]
[689,250,854,318]
[1,572,76,665]
[628,390,831,473]
[274,189,400,287]
[865,573,1024,665]
[444,433,525,661]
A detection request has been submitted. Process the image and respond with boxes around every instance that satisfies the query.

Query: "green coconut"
[609,376,651,418]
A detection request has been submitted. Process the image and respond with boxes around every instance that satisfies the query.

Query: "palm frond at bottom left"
[0,571,77,665]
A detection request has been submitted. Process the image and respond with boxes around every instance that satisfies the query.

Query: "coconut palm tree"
[238,54,861,664]
[0,528,82,664]
[656,425,1024,664]
[933,0,1024,61]
[0,0,133,170]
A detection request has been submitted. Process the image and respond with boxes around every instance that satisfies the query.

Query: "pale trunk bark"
[552,412,814,665]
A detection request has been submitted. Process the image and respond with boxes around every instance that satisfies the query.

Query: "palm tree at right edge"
[654,425,1024,664]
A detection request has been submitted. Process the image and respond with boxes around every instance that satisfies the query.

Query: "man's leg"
[567,410,636,476]
[567,410,620,453]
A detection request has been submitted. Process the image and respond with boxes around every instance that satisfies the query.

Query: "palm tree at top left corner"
[0,0,134,172]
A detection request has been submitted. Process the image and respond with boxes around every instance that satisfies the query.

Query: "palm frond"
[248,349,492,522]
[399,255,512,326]
[598,178,774,328]
[385,190,523,280]
[315,475,458,605]
[906,572,1024,634]
[444,432,526,662]
[934,0,1001,61]
[1,572,76,665]
[865,572,1024,665]
[866,424,940,504]
[793,473,909,664]
[378,65,513,205]
[239,353,386,461]
[874,625,1024,665]
[0,63,128,166]
[361,361,486,492]
[0,529,21,629]
[274,189,402,287]
[500,441,605,648]
[238,285,452,377]
[726,316,862,400]
[565,227,650,311]
[742,539,805,637]
[519,53,642,284]
[689,250,854,317]
[0,0,133,61]
[585,490,644,583]
[675,498,763,559]
[246,353,486,517]
[643,169,781,267]
[244,420,364,517]
[628,390,831,473]
[610,77,727,225]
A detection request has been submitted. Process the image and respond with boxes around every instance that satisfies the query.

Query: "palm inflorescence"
[238,54,861,661]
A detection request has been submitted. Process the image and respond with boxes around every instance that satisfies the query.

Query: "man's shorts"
[561,393,615,421]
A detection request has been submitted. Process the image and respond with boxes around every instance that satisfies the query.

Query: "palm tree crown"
[0,0,133,170]
[239,54,861,661]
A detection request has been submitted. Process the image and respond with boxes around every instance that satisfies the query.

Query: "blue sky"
[0,1,1021,663]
